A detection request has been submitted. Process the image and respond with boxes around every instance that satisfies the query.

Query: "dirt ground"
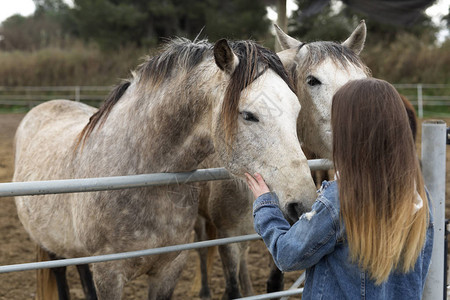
[0,113,449,300]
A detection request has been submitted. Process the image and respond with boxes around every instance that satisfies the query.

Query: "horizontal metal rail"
[0,233,304,299]
[0,85,449,109]
[0,86,111,91]
[238,288,304,300]
[394,83,450,89]
[0,160,333,197]
[280,272,306,300]
[0,234,262,274]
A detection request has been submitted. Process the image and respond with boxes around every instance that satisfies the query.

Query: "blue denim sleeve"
[253,192,338,272]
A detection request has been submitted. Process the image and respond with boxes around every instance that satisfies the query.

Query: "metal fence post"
[75,86,80,102]
[422,120,446,300]
[417,84,423,118]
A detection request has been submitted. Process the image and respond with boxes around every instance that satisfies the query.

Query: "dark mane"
[76,80,130,149]
[76,38,212,148]
[222,40,296,143]
[137,38,212,87]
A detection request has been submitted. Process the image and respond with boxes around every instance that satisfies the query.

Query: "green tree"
[288,0,439,45]
[70,0,148,49]
[0,0,75,51]
[289,0,354,42]
[70,0,270,50]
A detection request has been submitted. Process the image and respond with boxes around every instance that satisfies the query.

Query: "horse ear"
[342,20,366,55]
[274,24,301,50]
[214,39,239,74]
[277,48,299,69]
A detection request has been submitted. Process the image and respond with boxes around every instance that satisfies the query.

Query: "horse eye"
[306,75,322,87]
[240,111,259,122]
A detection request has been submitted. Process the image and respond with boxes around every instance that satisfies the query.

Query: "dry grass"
[0,35,448,87]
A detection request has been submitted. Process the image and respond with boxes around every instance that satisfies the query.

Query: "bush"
[361,34,450,84]
[0,43,148,86]
[0,34,448,87]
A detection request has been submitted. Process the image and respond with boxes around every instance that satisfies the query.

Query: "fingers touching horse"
[13,38,316,300]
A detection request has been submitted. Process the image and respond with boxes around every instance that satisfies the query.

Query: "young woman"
[246,78,433,299]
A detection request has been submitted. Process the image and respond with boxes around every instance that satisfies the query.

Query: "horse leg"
[91,262,125,300]
[208,180,254,299]
[47,252,70,300]
[218,242,242,299]
[76,264,98,300]
[238,244,254,297]
[193,215,214,300]
[147,251,189,300]
[266,259,284,294]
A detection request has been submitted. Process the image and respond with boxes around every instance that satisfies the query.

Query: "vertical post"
[417,84,423,118]
[75,86,80,102]
[275,0,287,52]
[422,120,446,300]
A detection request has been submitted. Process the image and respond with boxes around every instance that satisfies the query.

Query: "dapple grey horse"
[14,38,317,300]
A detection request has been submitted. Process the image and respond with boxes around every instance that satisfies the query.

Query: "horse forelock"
[221,41,295,144]
[299,41,371,77]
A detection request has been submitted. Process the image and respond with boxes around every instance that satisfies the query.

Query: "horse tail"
[35,245,59,300]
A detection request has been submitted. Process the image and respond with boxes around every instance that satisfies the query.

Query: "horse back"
[14,100,97,181]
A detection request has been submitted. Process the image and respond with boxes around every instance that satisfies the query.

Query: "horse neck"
[86,75,216,174]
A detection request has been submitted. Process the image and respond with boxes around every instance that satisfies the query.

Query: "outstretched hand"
[245,172,271,199]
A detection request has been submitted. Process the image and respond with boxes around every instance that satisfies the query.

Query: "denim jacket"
[253,180,434,300]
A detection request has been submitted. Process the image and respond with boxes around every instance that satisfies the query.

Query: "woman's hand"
[245,172,271,199]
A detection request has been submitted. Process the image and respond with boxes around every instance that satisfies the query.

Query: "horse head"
[275,21,371,159]
[210,39,317,222]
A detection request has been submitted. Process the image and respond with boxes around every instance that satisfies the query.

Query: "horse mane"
[298,41,371,77]
[75,38,294,149]
[75,38,212,149]
[75,80,131,150]
[137,38,212,88]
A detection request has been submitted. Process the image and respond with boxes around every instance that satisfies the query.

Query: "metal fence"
[0,86,110,109]
[0,84,450,118]
[0,123,446,299]
[0,160,332,299]
[394,83,450,118]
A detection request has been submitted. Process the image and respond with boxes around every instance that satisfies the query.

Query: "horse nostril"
[286,202,306,223]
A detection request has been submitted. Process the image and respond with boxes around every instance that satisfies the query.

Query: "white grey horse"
[195,21,370,299]
[13,38,317,300]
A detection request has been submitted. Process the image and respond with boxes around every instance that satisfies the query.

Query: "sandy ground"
[0,113,449,299]
[0,113,305,300]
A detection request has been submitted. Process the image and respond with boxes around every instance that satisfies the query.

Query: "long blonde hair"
[331,78,429,285]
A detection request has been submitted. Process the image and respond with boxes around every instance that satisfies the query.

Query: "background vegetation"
[0,0,448,86]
